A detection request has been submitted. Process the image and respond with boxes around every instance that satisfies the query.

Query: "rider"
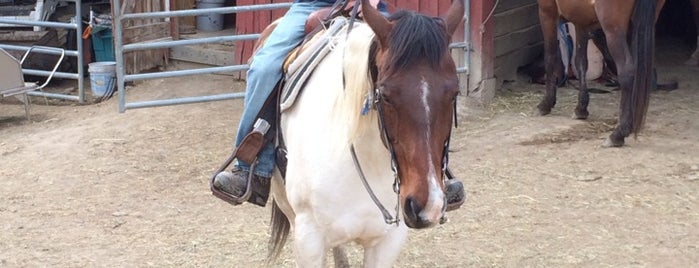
[213,0,465,209]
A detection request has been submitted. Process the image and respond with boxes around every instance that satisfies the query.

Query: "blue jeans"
[235,1,333,178]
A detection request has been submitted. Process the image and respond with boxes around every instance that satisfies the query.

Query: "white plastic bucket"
[88,61,116,98]
[196,0,225,32]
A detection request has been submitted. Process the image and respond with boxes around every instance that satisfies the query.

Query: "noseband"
[351,40,457,225]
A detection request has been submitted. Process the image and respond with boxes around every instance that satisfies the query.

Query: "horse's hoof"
[655,81,679,91]
[537,107,551,116]
[602,137,624,148]
[573,111,589,120]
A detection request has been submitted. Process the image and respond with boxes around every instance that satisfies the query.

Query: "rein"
[350,144,400,225]
[353,84,455,226]
[348,20,456,226]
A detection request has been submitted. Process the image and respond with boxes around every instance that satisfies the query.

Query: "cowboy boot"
[445,179,465,211]
[444,167,465,211]
[213,168,271,207]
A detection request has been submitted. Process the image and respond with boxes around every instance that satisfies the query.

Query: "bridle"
[352,73,457,226]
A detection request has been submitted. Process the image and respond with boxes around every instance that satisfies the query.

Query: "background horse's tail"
[266,200,290,265]
[630,0,657,135]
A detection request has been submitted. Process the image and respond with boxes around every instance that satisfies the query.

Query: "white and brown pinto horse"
[267,0,464,266]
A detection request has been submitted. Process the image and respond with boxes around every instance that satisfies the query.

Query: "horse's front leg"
[293,213,328,267]
[361,226,408,268]
[574,25,590,119]
[536,6,562,115]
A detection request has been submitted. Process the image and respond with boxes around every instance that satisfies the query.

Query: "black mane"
[386,10,449,71]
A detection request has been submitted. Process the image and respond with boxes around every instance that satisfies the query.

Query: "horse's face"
[362,0,464,229]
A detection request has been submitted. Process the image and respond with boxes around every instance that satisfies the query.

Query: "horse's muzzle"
[403,196,442,229]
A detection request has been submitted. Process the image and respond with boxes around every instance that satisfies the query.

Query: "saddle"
[210,12,355,205]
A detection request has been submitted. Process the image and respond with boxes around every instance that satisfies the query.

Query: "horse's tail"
[630,0,657,135]
[266,200,290,265]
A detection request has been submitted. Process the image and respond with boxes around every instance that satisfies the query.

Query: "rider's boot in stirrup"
[213,168,271,207]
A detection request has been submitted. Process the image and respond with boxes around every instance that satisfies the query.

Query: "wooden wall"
[492,0,542,83]
[234,0,466,69]
[112,0,171,74]
[174,0,197,34]
[234,0,288,70]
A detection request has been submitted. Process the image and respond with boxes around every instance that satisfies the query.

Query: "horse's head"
[361,0,464,228]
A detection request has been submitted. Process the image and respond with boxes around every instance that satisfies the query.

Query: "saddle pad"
[280,17,349,113]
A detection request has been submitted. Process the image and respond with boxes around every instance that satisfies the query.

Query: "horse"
[536,0,666,147]
[685,0,699,65]
[266,0,464,266]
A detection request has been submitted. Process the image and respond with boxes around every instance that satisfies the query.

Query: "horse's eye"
[381,94,392,105]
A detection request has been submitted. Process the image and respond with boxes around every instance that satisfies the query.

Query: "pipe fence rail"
[112,1,293,112]
[112,0,469,112]
[0,0,85,102]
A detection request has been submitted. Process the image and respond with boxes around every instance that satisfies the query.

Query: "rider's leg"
[213,2,333,207]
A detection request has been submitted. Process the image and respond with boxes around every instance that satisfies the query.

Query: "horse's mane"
[338,22,377,145]
[385,10,449,73]
[333,12,449,145]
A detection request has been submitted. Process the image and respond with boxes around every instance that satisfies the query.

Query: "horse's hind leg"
[687,0,699,65]
[599,27,633,147]
[536,2,562,115]
[573,25,590,119]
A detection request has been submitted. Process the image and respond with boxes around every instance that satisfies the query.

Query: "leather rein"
[351,50,457,225]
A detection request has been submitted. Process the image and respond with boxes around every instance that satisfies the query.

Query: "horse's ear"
[361,0,391,48]
[444,0,465,38]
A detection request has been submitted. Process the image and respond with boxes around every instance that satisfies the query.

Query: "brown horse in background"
[537,0,665,147]
[685,0,699,65]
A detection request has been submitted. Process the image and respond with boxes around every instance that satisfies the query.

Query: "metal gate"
[0,0,86,102]
[112,0,470,113]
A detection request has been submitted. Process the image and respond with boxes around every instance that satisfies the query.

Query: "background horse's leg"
[590,29,619,87]
[573,25,591,119]
[686,0,699,65]
[332,246,350,268]
[536,1,562,115]
[600,28,633,147]
[362,227,408,268]
[599,0,656,147]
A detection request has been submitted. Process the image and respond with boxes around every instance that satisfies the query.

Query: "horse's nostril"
[404,196,434,229]
[405,196,422,214]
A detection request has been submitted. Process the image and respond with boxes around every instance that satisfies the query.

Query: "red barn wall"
[234,0,466,67]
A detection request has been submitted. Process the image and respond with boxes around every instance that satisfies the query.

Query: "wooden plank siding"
[234,0,466,68]
[112,0,171,74]
[492,0,542,82]
[174,0,197,34]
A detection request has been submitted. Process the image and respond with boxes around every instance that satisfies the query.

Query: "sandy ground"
[1,38,697,267]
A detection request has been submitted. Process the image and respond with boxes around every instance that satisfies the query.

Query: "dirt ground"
[1,37,698,267]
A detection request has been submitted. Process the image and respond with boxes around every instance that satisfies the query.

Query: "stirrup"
[210,155,259,205]
[210,119,269,205]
